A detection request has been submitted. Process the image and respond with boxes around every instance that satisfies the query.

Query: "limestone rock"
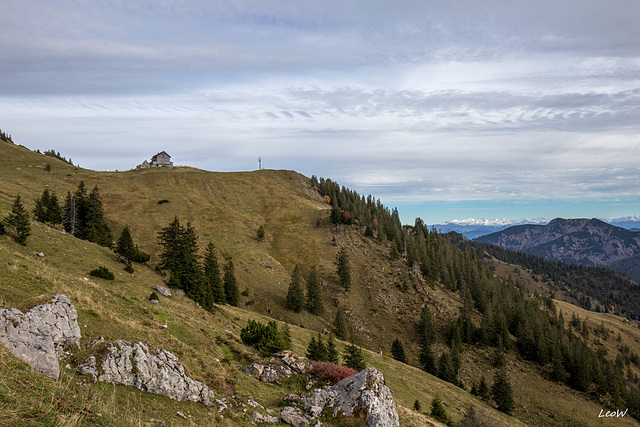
[0,294,81,379]
[155,285,172,297]
[243,351,310,383]
[280,406,309,427]
[302,368,399,427]
[252,412,279,423]
[87,340,215,406]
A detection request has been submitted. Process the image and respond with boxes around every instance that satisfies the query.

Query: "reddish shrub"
[310,362,357,384]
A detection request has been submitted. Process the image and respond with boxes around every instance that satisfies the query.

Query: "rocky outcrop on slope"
[303,367,399,427]
[79,340,215,406]
[243,350,311,383]
[0,294,81,379]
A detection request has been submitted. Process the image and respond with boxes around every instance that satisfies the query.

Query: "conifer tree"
[336,248,351,291]
[115,226,136,261]
[33,189,49,223]
[477,374,491,401]
[203,242,224,306]
[47,192,63,226]
[344,342,366,371]
[327,333,339,364]
[63,191,80,236]
[437,351,457,384]
[4,195,30,245]
[224,257,239,306]
[158,216,184,273]
[391,338,407,364]
[492,368,515,414]
[72,181,88,238]
[430,395,449,423]
[419,342,437,375]
[285,264,305,312]
[306,265,323,315]
[306,334,328,361]
[334,310,347,340]
[85,185,112,247]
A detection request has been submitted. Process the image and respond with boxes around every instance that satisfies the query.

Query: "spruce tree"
[306,265,324,315]
[419,341,437,375]
[47,192,63,226]
[336,248,351,291]
[224,258,239,306]
[327,333,339,364]
[306,334,328,361]
[344,343,366,371]
[115,226,136,261]
[391,338,407,364]
[492,368,515,414]
[4,195,30,245]
[158,216,184,274]
[72,181,88,238]
[334,310,347,340]
[285,264,305,312]
[203,242,225,306]
[430,395,449,423]
[437,351,457,384]
[257,224,265,242]
[477,374,491,401]
[85,185,112,247]
[33,189,49,223]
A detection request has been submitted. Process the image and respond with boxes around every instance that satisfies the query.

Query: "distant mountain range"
[474,218,640,281]
[431,215,640,239]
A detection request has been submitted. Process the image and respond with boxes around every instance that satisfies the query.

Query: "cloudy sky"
[1,0,639,224]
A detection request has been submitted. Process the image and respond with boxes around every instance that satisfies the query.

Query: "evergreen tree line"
[402,222,639,417]
[63,181,112,247]
[462,240,640,320]
[158,216,239,311]
[0,129,13,143]
[311,176,404,253]
[43,149,73,165]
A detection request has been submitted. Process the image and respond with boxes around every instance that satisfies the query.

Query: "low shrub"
[309,361,357,384]
[149,291,159,301]
[90,266,114,280]
[157,199,170,205]
[124,263,134,274]
[240,319,288,356]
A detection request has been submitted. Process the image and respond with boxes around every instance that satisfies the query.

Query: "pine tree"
[33,189,49,223]
[72,181,88,238]
[437,351,457,384]
[413,399,421,412]
[47,192,63,226]
[327,334,339,364]
[4,195,30,245]
[336,248,351,291]
[419,306,437,346]
[477,374,491,401]
[115,226,136,261]
[492,368,515,414]
[430,395,449,423]
[306,265,324,315]
[306,334,328,361]
[419,341,437,375]
[344,342,366,371]
[158,216,184,273]
[84,185,112,247]
[157,217,201,296]
[334,310,347,340]
[285,264,305,312]
[224,258,239,306]
[391,338,407,364]
[203,242,224,306]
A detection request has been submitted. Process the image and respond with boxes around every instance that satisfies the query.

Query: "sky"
[1,1,639,224]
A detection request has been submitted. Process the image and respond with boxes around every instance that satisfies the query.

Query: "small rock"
[212,357,220,362]
[90,336,106,348]
[176,411,187,419]
[173,289,185,297]
[149,419,165,424]
[247,396,264,409]
[155,285,171,297]
[252,412,279,423]
[33,251,45,257]
[150,299,159,304]
[160,324,168,329]
[321,329,330,335]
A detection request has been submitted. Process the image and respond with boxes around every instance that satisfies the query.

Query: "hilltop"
[2,138,640,426]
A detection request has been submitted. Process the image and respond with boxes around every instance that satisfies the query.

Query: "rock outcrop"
[80,340,215,406]
[303,367,399,427]
[0,294,81,379]
[243,350,311,383]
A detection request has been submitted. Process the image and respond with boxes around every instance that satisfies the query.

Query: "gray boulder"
[83,340,215,406]
[0,294,81,379]
[303,368,399,427]
[280,406,309,427]
[155,285,171,297]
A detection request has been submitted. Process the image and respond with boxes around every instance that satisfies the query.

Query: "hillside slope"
[2,139,640,426]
